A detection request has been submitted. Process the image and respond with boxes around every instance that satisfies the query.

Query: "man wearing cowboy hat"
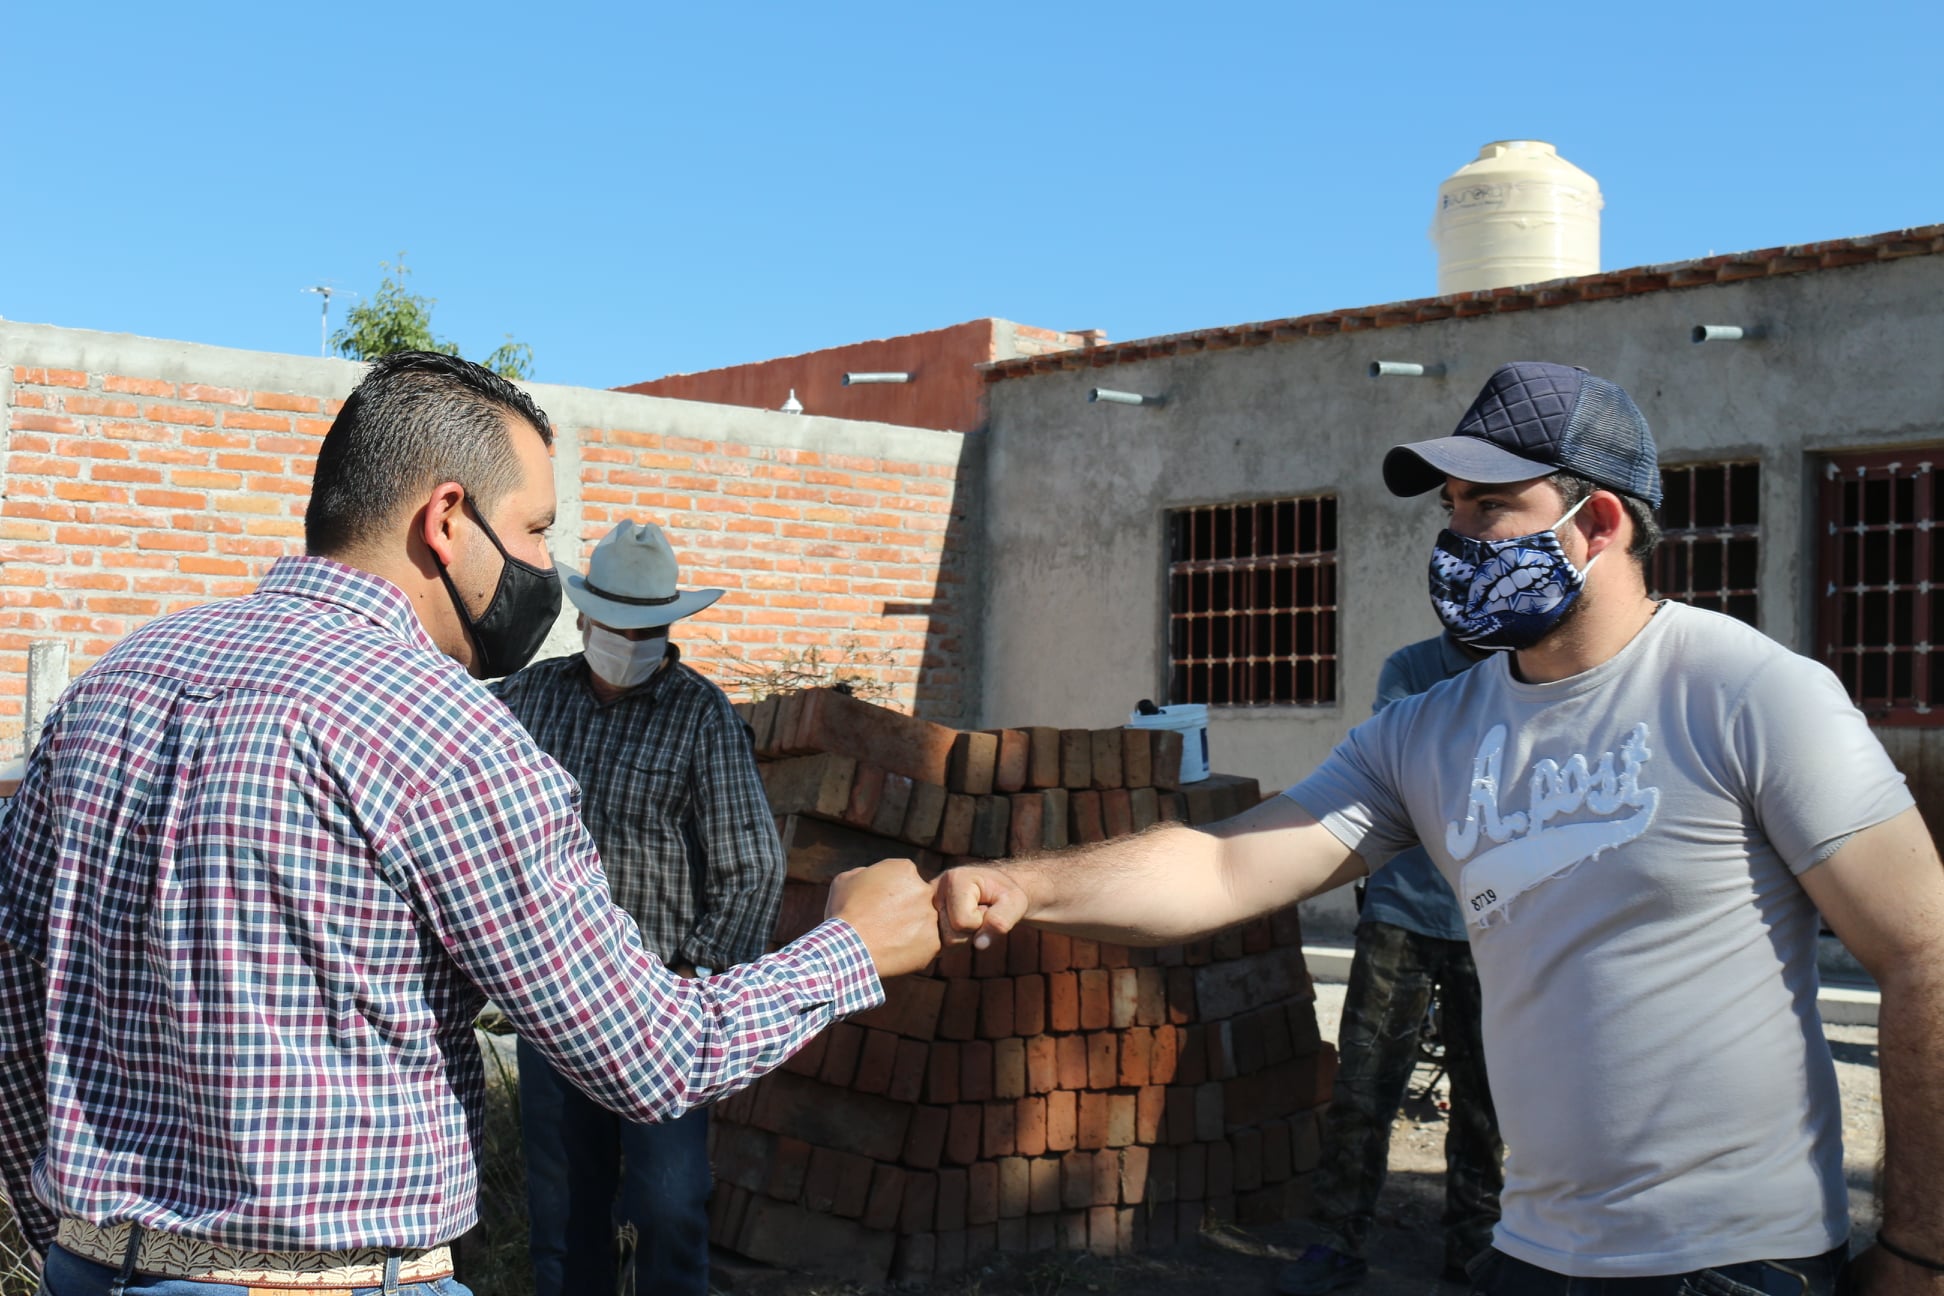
[493,520,784,1296]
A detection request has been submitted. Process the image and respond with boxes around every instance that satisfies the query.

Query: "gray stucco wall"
[979,253,1944,937]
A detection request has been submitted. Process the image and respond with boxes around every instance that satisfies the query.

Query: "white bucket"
[1126,703,1210,784]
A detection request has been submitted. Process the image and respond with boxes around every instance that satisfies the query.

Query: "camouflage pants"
[1311,920,1503,1269]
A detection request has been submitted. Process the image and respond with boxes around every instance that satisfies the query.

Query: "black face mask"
[439,495,562,677]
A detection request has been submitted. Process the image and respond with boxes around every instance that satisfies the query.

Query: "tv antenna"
[300,285,357,356]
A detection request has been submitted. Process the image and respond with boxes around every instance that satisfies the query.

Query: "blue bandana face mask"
[1429,495,1595,651]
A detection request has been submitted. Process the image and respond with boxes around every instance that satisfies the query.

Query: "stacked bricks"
[709,688,1335,1285]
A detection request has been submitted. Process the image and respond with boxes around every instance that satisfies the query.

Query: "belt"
[56,1218,455,1289]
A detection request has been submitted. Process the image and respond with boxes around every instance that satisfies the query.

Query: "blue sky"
[3,2,1937,391]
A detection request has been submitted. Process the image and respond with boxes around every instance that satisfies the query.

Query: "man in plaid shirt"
[0,352,940,1296]
[491,520,783,1296]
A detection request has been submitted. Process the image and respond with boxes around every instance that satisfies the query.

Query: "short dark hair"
[1548,471,1661,564]
[305,351,554,556]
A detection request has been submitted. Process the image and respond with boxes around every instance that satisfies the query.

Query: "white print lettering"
[1445,722,1660,928]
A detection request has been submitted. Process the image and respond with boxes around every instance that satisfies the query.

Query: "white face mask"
[583,624,667,689]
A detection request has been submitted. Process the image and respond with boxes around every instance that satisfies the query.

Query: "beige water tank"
[1431,140,1602,294]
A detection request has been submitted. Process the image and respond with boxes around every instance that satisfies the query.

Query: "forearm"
[997,823,1234,944]
[1875,956,1944,1261]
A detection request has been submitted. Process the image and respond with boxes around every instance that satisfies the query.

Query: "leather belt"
[55,1218,455,1289]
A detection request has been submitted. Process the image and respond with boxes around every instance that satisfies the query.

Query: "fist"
[827,858,943,980]
[935,865,1029,950]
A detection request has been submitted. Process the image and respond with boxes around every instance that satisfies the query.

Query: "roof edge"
[980,223,1944,383]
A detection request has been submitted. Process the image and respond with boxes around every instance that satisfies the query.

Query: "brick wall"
[0,323,975,757]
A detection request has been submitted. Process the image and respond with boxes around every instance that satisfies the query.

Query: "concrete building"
[974,224,1944,937]
[617,317,1104,432]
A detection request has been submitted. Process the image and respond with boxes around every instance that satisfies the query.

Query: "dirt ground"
[713,985,1886,1296]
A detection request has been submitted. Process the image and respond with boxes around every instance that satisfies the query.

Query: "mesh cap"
[1383,361,1662,508]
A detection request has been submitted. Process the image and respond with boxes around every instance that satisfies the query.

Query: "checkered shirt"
[490,648,783,970]
[0,556,881,1253]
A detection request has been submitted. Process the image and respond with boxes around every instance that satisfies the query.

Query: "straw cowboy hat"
[563,521,725,630]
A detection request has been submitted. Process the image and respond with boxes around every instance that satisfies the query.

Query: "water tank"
[1431,140,1602,295]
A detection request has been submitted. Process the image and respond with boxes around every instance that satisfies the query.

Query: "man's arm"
[1796,807,1944,1295]
[938,792,1364,948]
[682,707,786,969]
[0,755,60,1255]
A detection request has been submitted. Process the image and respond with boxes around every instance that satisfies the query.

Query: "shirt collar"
[259,555,445,657]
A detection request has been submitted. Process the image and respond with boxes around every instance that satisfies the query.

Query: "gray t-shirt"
[1287,602,1912,1276]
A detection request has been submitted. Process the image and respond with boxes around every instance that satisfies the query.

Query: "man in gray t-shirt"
[935,362,1944,1296]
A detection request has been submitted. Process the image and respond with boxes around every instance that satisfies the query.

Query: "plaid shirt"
[0,557,880,1253]
[490,648,783,969]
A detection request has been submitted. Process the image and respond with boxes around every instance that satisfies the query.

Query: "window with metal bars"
[1166,496,1337,707]
[1818,450,1944,725]
[1650,461,1761,627]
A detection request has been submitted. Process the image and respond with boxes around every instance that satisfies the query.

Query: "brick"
[1224,1051,1337,1129]
[748,1071,911,1162]
[806,1146,873,1217]
[1244,916,1275,955]
[1038,788,1070,849]
[841,763,886,829]
[1039,931,1072,973]
[947,730,998,795]
[1206,1020,1236,1081]
[1134,967,1167,1028]
[1015,1095,1047,1157]
[1070,938,1100,971]
[982,1099,1016,1158]
[1149,1196,1177,1248]
[870,771,914,838]
[936,941,973,980]
[1119,1145,1151,1205]
[934,793,975,855]
[1261,1118,1293,1183]
[1054,1035,1087,1093]
[900,780,949,847]
[1007,793,1044,857]
[1068,791,1105,845]
[1062,1151,1093,1210]
[1288,999,1323,1054]
[997,1155,1031,1219]
[770,880,826,945]
[1183,773,1262,826]
[1030,1155,1062,1214]
[1089,1205,1118,1256]
[1100,788,1133,838]
[1046,971,1078,1033]
[1058,730,1092,789]
[987,729,1029,793]
[1088,729,1124,789]
[1233,1012,1266,1078]
[1107,1093,1137,1148]
[972,929,1009,978]
[1157,791,1188,822]
[969,794,1011,858]
[864,1163,907,1231]
[939,979,979,1042]
[1028,1214,1059,1254]
[1108,968,1140,1028]
[1137,1084,1167,1144]
[853,973,946,1040]
[1232,1126,1264,1192]
[1078,1091,1110,1150]
[893,1230,935,1280]
[1118,1027,1151,1087]
[900,1170,938,1233]
[1014,974,1046,1038]
[1078,969,1112,1030]
[1167,966,1198,1024]
[993,1036,1026,1100]
[1195,1082,1226,1141]
[926,1042,961,1105]
[978,978,1015,1039]
[960,1040,993,1102]
[1024,726,1062,788]
[1178,1141,1207,1199]
[1290,1108,1322,1172]
[968,1161,1000,1226]
[1147,1143,1178,1203]
[1129,786,1159,832]
[1046,1090,1077,1152]
[817,1022,864,1088]
[713,1123,775,1193]
[935,1228,966,1275]
[1270,902,1305,949]
[1206,1138,1235,1198]
[1121,728,1153,789]
[1089,1148,1121,1207]
[1025,1035,1058,1094]
[1194,944,1313,1022]
[854,1028,900,1095]
[889,1039,930,1103]
[794,687,956,784]
[1101,941,1131,970]
[780,1027,829,1077]
[1175,1026,1207,1087]
[1151,1023,1181,1086]
[760,753,856,818]
[1152,731,1186,790]
[936,1167,969,1231]
[997,1215,1029,1254]
[946,1103,983,1165]
[1086,1031,1117,1090]
[1001,927,1037,977]
[903,1104,949,1169]
[1060,1210,1090,1252]
[735,1196,896,1285]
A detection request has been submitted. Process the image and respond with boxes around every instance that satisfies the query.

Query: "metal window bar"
[1167,497,1338,707]
[1818,451,1940,726]
[1650,461,1761,627]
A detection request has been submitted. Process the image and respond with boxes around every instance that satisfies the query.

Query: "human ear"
[420,481,468,568]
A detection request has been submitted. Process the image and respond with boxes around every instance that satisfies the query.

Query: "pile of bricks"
[708,689,1336,1284]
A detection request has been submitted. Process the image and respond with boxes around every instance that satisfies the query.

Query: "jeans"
[517,1037,712,1296]
[1310,920,1503,1269]
[41,1244,471,1296]
[1468,1245,1850,1296]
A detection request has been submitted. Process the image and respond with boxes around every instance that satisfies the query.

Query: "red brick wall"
[0,328,975,756]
